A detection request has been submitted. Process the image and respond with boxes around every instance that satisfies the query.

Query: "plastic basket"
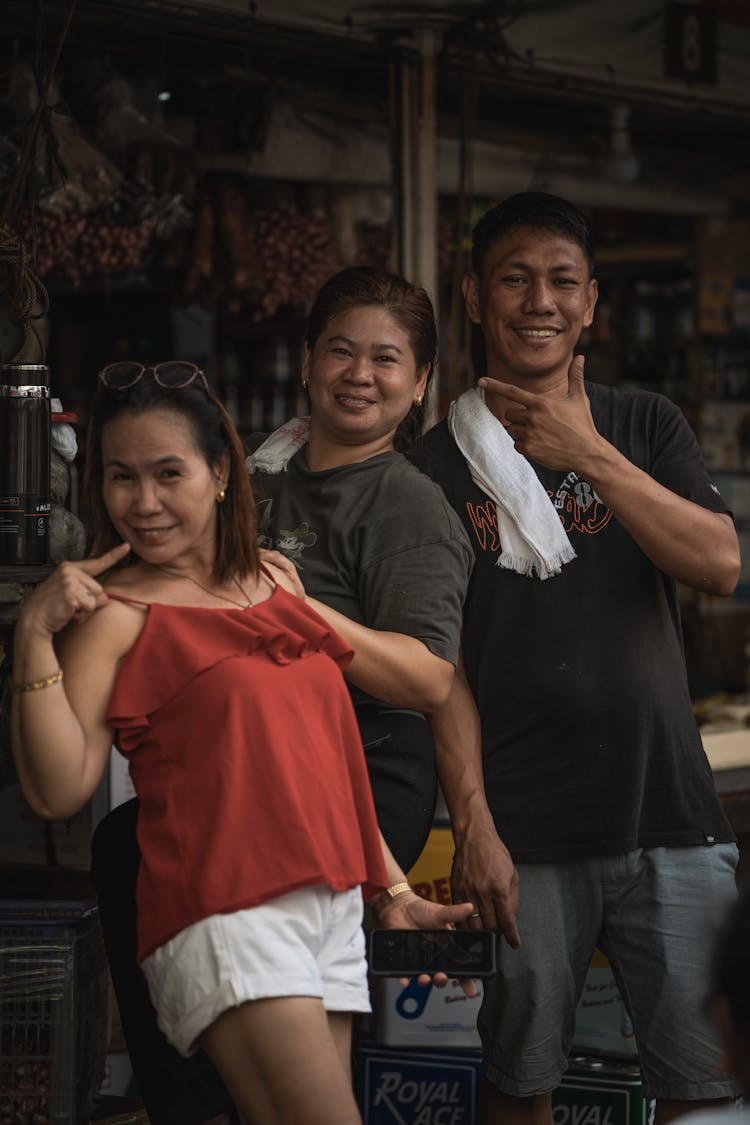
[0,900,110,1125]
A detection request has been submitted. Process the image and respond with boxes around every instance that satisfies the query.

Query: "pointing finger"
[79,542,131,577]
[478,378,535,405]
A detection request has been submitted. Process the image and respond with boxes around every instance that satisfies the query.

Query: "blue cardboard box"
[356,1047,653,1125]
[356,1044,483,1124]
[572,951,638,1060]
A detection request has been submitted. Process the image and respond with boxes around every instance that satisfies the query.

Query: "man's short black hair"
[471,191,596,278]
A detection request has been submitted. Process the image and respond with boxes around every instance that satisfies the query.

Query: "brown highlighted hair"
[82,371,258,583]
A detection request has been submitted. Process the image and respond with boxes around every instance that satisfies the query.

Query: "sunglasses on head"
[98,361,209,392]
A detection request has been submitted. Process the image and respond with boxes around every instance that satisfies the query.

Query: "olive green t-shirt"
[249,445,473,682]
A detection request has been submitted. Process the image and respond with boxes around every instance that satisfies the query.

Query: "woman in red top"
[11,364,473,1125]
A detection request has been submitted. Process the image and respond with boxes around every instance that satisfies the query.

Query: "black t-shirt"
[413,382,735,862]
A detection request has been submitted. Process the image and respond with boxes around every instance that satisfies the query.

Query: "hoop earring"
[217,489,226,503]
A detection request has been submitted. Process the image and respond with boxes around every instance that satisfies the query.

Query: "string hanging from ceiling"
[0,0,77,363]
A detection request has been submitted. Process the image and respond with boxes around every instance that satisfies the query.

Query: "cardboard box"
[554,1057,654,1125]
[367,829,482,1048]
[356,1044,482,1124]
[375,977,482,1049]
[99,1051,135,1098]
[572,950,638,1060]
[356,1049,654,1125]
[407,828,456,905]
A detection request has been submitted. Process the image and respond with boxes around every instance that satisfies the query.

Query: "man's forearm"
[576,441,740,595]
[428,658,495,841]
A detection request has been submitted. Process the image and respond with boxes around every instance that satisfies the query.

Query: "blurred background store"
[0,1,748,1121]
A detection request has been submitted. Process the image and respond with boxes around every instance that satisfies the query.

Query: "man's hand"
[451,819,521,949]
[479,355,605,473]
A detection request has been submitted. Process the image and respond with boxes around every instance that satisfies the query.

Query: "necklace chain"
[155,566,254,609]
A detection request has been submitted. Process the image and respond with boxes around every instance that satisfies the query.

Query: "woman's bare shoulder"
[56,588,148,667]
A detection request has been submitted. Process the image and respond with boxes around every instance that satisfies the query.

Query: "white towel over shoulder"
[447,388,576,580]
[245,417,311,475]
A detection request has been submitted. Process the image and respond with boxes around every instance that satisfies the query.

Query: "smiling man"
[414,192,742,1125]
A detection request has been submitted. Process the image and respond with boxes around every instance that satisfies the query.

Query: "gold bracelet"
[385,882,412,899]
[13,668,63,693]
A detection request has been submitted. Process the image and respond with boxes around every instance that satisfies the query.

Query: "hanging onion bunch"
[72,208,158,283]
[158,183,341,320]
[18,202,158,286]
[16,210,87,278]
[245,205,339,321]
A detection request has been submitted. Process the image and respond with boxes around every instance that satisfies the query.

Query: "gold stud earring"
[414,395,423,407]
[302,377,309,389]
[217,489,226,503]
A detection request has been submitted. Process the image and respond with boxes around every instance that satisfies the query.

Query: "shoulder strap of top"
[106,591,150,608]
[259,562,278,588]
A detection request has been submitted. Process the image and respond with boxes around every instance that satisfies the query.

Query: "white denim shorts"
[141,884,370,1056]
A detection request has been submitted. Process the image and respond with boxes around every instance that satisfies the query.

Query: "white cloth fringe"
[245,417,311,475]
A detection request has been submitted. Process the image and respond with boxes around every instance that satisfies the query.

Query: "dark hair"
[710,889,750,1050]
[305,266,438,452]
[471,191,596,279]
[82,372,258,583]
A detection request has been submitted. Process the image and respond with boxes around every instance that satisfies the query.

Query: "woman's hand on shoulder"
[17,543,131,639]
[259,548,306,600]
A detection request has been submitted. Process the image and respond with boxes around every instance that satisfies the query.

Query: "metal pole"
[415,28,439,428]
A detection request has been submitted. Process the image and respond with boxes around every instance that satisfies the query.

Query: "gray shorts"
[478,844,739,1100]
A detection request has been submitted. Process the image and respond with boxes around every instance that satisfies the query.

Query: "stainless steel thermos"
[0,363,51,565]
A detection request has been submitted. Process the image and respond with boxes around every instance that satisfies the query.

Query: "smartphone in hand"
[368,929,496,978]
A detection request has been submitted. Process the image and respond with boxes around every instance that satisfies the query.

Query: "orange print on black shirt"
[466,500,501,552]
[465,472,611,556]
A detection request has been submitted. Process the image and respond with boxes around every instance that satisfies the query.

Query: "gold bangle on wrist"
[13,668,63,693]
[385,882,412,899]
